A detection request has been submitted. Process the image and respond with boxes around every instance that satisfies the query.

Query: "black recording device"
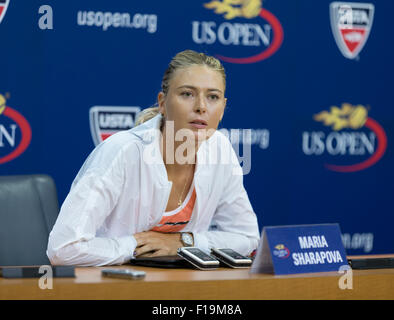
[177,247,220,270]
[210,248,252,268]
[348,257,394,269]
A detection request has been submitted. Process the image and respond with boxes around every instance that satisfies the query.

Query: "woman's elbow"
[47,248,63,266]
[47,244,64,266]
[47,241,66,266]
[46,235,78,266]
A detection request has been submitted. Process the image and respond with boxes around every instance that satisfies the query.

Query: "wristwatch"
[180,232,194,247]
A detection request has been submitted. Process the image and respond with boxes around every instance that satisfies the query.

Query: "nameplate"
[250,224,348,275]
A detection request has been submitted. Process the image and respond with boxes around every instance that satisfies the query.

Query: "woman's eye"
[181,91,192,97]
[209,94,219,100]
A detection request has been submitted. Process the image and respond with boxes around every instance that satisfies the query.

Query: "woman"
[47,50,260,266]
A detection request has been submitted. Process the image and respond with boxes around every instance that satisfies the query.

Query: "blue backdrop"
[1,0,393,254]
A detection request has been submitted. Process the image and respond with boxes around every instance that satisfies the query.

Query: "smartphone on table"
[101,268,146,279]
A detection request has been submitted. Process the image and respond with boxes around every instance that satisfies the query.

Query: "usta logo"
[89,106,141,146]
[330,2,374,59]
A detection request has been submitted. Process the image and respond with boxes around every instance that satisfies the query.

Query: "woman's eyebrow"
[176,85,223,93]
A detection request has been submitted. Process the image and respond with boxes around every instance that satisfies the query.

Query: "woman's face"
[158,65,226,142]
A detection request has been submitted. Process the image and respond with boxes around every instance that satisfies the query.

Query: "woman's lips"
[189,122,208,129]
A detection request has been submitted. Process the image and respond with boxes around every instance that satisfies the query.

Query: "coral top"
[151,180,196,233]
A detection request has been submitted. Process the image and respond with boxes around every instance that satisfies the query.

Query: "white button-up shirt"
[47,114,260,266]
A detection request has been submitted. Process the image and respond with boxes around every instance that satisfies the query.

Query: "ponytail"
[134,106,161,127]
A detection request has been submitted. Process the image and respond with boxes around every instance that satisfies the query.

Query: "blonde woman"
[47,50,260,266]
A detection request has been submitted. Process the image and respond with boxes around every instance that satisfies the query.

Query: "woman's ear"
[157,92,166,116]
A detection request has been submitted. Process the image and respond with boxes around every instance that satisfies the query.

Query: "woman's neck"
[160,125,199,171]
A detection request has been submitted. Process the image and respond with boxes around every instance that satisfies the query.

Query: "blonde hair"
[134,50,226,127]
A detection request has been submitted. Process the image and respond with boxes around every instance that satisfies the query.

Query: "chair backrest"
[0,174,59,266]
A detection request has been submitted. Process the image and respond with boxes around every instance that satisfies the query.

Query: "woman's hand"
[133,231,183,257]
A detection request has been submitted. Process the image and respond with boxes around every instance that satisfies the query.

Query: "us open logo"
[0,0,9,24]
[330,2,375,59]
[89,106,141,146]
[302,103,387,173]
[273,244,290,259]
[0,94,32,165]
[192,0,283,64]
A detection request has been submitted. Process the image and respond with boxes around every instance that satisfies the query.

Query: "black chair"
[0,174,59,266]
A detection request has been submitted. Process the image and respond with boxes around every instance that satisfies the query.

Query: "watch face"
[182,233,193,246]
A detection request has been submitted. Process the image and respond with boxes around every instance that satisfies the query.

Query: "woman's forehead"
[170,65,225,91]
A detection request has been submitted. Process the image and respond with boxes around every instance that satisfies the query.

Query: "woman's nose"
[194,94,207,113]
